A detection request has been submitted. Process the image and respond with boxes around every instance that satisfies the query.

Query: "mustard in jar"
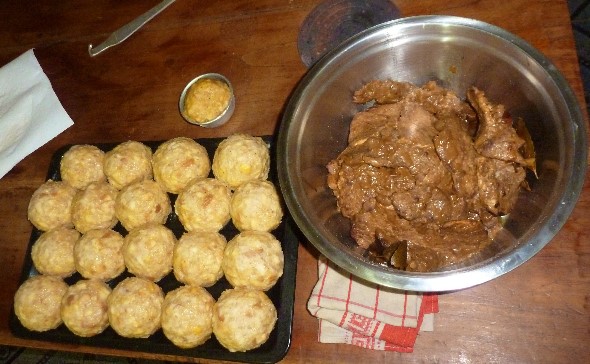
[182,77,232,125]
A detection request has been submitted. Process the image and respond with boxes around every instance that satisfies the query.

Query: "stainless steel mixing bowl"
[277,15,588,291]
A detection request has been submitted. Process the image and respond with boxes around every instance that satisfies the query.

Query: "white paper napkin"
[0,49,74,178]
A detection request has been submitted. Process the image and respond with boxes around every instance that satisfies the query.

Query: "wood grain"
[0,0,588,362]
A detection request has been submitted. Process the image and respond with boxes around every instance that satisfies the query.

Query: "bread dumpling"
[161,285,215,348]
[28,180,77,231]
[222,231,284,291]
[212,134,270,189]
[60,279,111,337]
[230,180,283,232]
[173,231,226,287]
[71,181,118,233]
[31,227,79,278]
[152,137,210,194]
[175,178,231,232]
[104,141,153,190]
[115,180,171,231]
[13,275,68,332]
[60,144,106,190]
[123,224,176,282]
[212,288,277,352]
[74,228,125,281]
[107,277,164,338]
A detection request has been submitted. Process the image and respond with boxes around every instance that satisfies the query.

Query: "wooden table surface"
[0,0,588,363]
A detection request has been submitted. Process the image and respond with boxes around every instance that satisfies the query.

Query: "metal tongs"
[88,0,176,57]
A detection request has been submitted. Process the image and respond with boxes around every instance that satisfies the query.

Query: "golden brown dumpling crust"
[28,180,77,231]
[104,141,153,190]
[123,224,176,282]
[212,134,270,189]
[230,180,283,232]
[222,231,284,291]
[153,137,211,194]
[31,227,79,278]
[161,285,215,348]
[60,279,111,337]
[115,180,171,231]
[71,181,118,234]
[175,178,231,232]
[14,275,68,332]
[74,228,125,281]
[212,288,277,352]
[173,231,226,287]
[60,144,106,190]
[107,277,164,338]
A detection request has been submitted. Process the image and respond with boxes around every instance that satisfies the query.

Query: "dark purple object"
[298,0,401,67]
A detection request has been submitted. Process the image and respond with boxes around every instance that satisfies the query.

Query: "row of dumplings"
[14,275,277,352]
[62,133,269,192]
[27,134,282,234]
[31,226,283,289]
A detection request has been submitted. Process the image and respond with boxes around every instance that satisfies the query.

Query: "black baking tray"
[10,136,298,364]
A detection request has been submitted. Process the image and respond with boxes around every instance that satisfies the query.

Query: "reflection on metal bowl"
[277,16,588,292]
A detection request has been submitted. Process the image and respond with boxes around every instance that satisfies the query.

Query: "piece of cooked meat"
[467,87,526,165]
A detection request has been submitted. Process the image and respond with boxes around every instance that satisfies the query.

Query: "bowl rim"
[277,15,589,292]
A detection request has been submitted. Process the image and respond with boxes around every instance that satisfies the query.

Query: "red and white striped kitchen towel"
[307,256,438,352]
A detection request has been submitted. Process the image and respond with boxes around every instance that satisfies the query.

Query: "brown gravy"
[327,80,532,272]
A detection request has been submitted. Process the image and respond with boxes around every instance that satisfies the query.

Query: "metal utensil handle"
[88,0,176,57]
